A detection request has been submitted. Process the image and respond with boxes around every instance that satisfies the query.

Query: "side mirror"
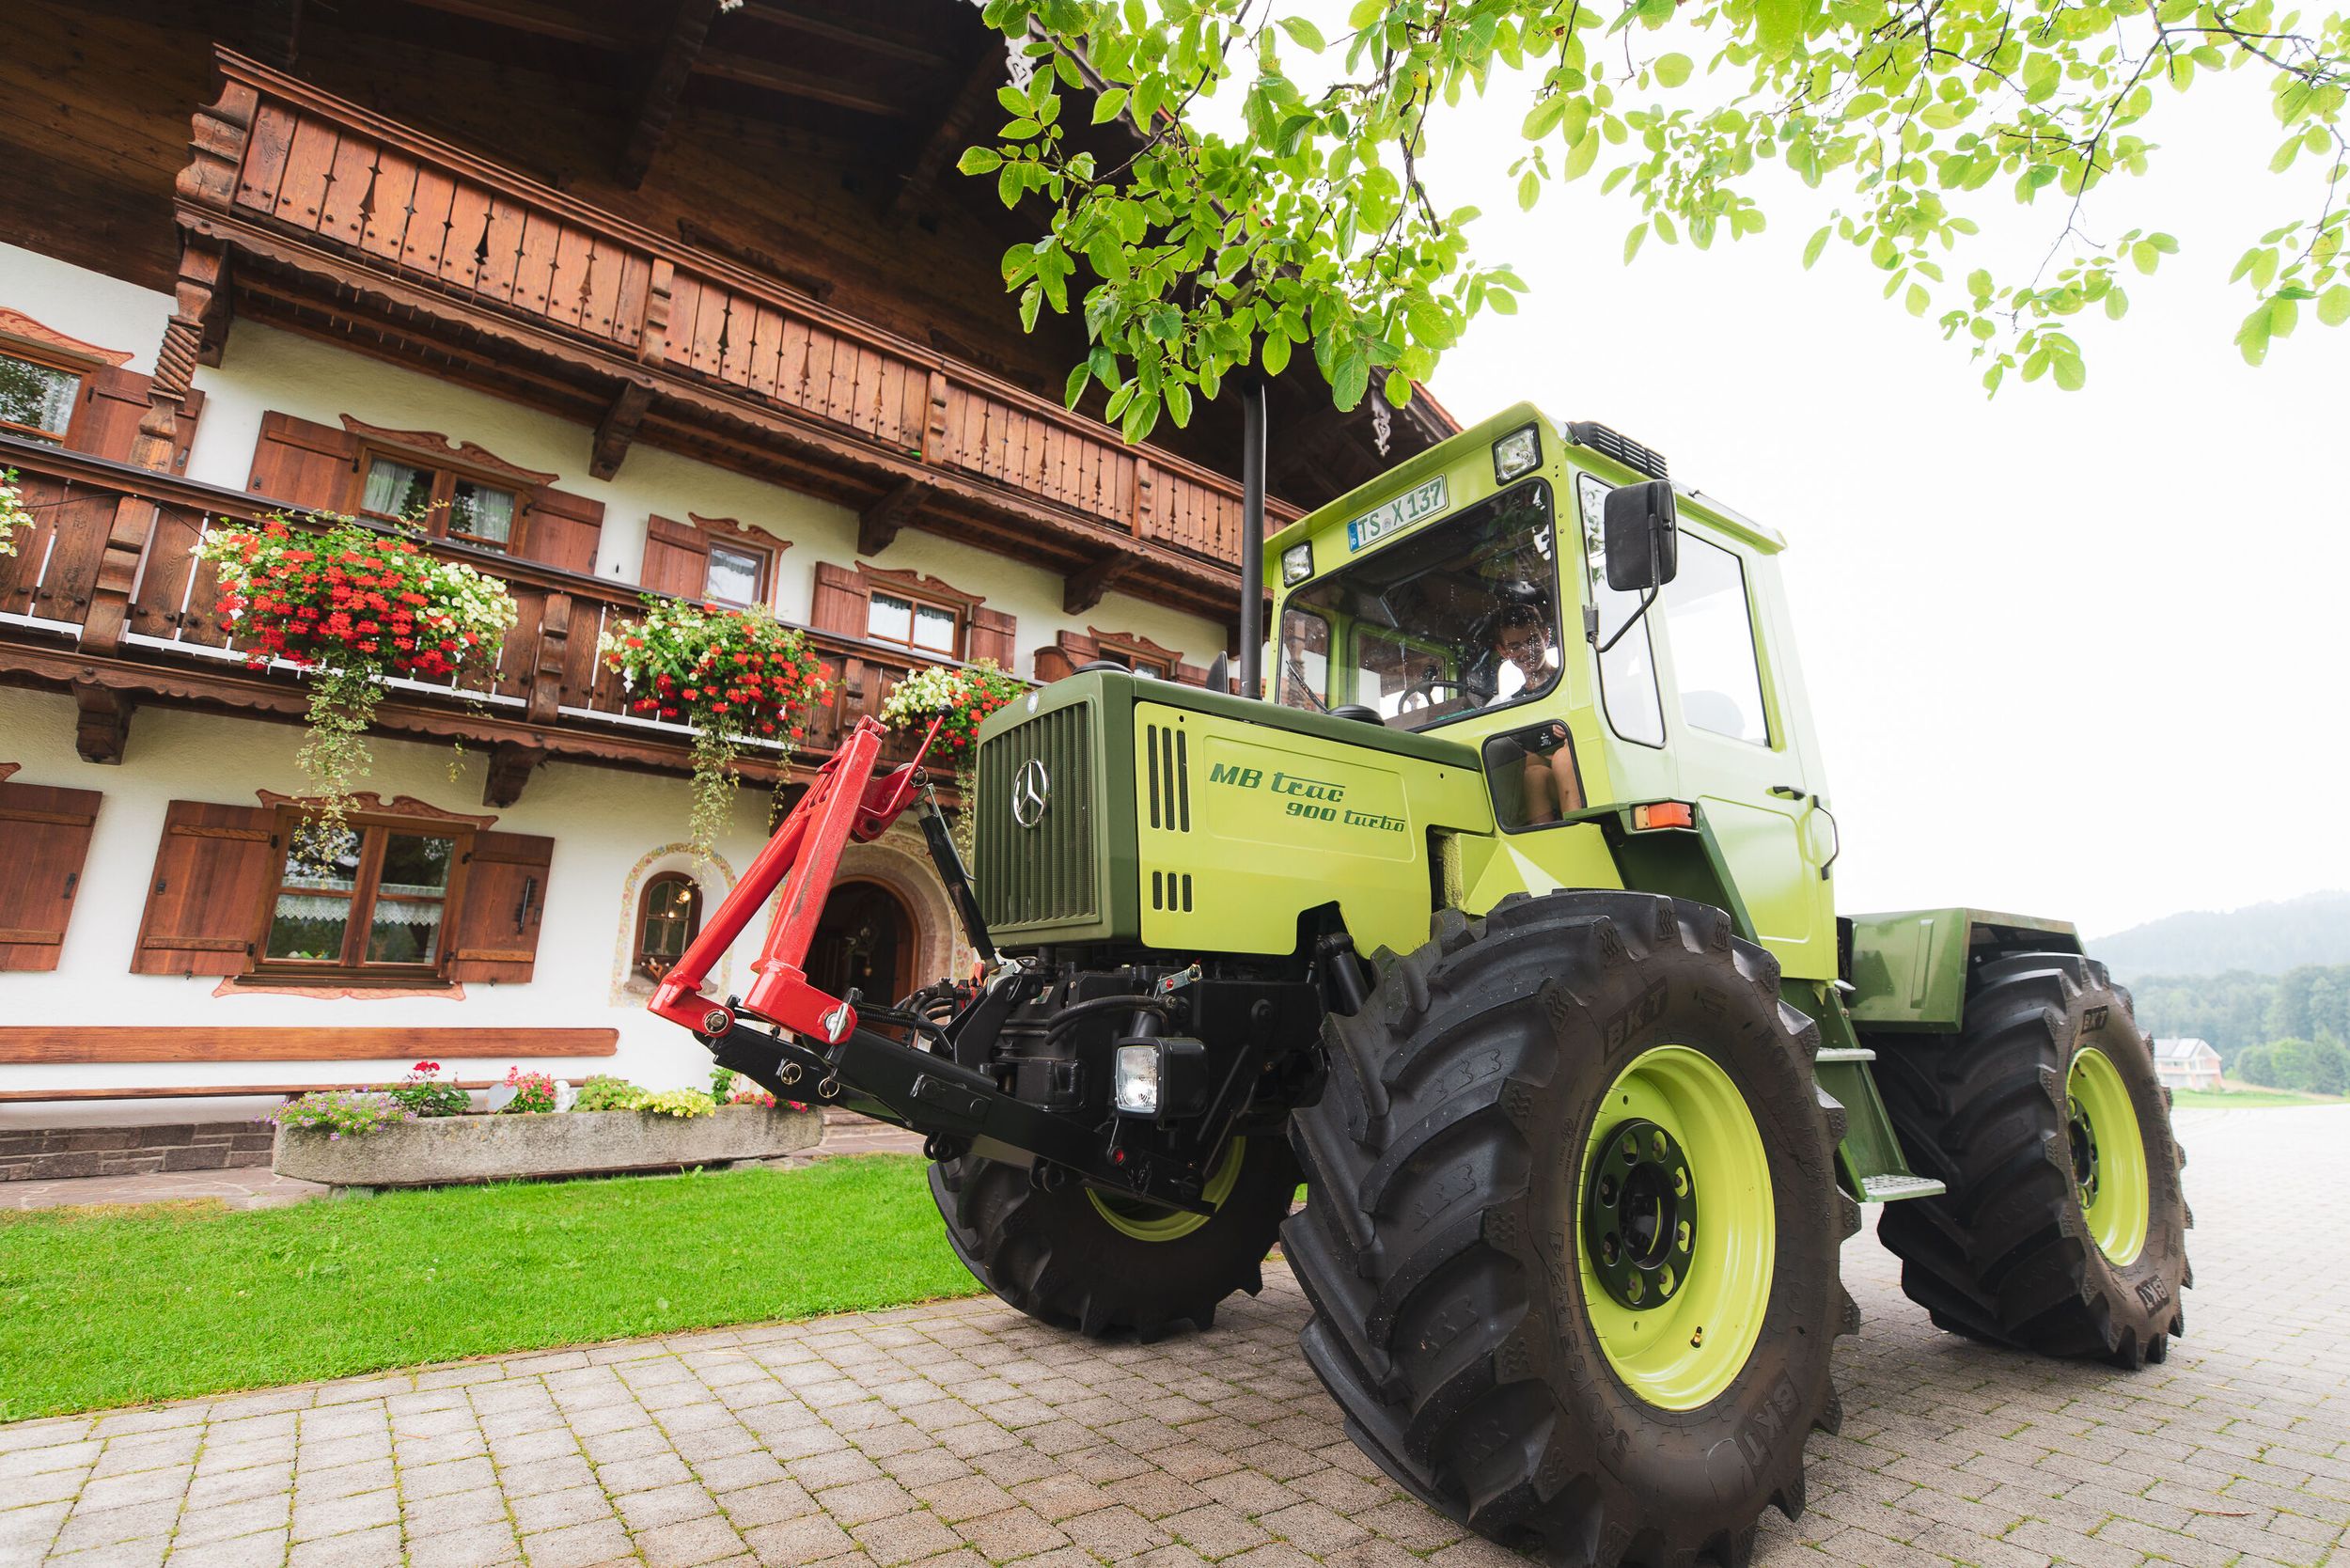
[1602,480,1679,592]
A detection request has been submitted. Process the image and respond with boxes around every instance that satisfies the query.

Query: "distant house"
[2152,1039,2224,1091]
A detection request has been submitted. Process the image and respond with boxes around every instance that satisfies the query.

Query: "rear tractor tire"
[1285,892,1858,1568]
[929,1134,1298,1338]
[1871,952,2190,1368]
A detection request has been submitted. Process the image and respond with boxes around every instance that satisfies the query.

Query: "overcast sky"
[1276,57,2350,937]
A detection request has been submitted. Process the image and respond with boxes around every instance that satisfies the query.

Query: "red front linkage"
[650,715,937,1045]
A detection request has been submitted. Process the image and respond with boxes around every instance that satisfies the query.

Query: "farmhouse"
[0,0,1451,1167]
[2152,1038,2223,1092]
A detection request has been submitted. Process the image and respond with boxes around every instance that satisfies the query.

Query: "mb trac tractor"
[651,401,2190,1568]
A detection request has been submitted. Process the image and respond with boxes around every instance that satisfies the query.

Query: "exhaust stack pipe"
[1237,380,1266,700]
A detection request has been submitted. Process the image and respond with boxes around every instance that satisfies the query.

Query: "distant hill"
[2092,891,2350,980]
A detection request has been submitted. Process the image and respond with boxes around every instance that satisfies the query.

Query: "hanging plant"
[197,512,516,857]
[599,598,835,863]
[0,468,33,557]
[878,658,1025,859]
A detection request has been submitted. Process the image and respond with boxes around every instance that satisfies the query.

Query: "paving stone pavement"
[2,1105,2343,1568]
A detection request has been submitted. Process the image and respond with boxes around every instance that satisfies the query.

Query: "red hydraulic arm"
[650,715,936,1045]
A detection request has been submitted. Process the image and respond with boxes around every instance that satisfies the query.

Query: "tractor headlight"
[1492,422,1543,484]
[1281,541,1315,586]
[1113,1045,1161,1114]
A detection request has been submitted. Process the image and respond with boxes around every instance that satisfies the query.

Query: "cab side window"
[1662,533,1770,745]
[1577,473,1666,747]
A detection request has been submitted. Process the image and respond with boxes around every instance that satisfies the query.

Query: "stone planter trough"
[273,1105,823,1188]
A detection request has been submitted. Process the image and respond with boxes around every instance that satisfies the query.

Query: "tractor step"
[1816,1046,1876,1063]
[1858,1173,1948,1202]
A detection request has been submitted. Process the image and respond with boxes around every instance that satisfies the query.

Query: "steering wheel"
[1399,672,1466,713]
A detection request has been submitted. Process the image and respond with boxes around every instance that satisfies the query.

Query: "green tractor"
[654,401,2190,1568]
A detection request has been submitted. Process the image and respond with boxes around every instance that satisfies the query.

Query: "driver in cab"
[1489,605,1585,823]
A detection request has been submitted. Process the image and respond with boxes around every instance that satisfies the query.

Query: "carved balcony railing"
[166,50,1297,608]
[0,436,990,788]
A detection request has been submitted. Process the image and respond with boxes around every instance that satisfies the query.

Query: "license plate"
[1345,476,1449,553]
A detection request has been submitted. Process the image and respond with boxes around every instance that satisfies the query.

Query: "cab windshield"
[1276,480,1560,731]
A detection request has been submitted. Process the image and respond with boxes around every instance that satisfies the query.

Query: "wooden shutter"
[60,368,207,471]
[968,606,1018,670]
[0,782,102,971]
[248,411,360,510]
[132,801,278,975]
[639,513,710,599]
[521,486,604,575]
[809,561,870,637]
[446,832,555,982]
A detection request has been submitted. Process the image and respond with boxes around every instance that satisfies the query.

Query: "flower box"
[272,1104,822,1188]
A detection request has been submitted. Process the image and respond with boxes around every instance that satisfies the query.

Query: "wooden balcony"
[157,49,1299,626]
[0,436,986,802]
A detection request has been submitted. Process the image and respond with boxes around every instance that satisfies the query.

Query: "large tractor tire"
[1870,952,2189,1367]
[929,1134,1298,1338]
[1285,892,1857,1568]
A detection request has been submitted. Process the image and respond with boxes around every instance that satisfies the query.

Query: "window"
[1093,642,1170,679]
[1662,533,1770,745]
[360,454,518,552]
[0,351,81,445]
[1576,471,1666,748]
[260,819,464,976]
[704,540,768,606]
[1276,480,1561,731]
[634,872,702,980]
[1277,609,1329,710]
[868,589,960,656]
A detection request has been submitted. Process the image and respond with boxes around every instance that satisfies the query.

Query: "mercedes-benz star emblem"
[1010,759,1051,828]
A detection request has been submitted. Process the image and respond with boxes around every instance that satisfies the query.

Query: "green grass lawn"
[2170,1086,2345,1108]
[0,1154,984,1423]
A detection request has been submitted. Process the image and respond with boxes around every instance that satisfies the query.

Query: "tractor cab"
[1264,401,1843,980]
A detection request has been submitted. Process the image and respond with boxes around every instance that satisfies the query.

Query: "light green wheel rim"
[2066,1047,2150,1265]
[1089,1137,1246,1242]
[1575,1045,1775,1410]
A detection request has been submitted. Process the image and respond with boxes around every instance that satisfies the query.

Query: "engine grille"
[976,699,1098,933]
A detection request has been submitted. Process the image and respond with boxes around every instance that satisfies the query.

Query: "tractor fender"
[1844,907,2085,1032]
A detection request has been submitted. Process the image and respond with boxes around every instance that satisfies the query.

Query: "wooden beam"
[388,0,624,48]
[1063,553,1138,616]
[891,42,1006,220]
[691,56,902,118]
[481,740,544,808]
[589,382,653,480]
[0,1027,619,1064]
[251,0,304,68]
[857,478,926,557]
[0,1077,596,1104]
[71,681,133,764]
[619,0,722,189]
[732,4,952,67]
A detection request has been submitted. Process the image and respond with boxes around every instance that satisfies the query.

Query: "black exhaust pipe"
[1238,379,1266,700]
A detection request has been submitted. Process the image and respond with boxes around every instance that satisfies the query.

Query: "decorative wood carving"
[482,741,543,808]
[526,590,571,727]
[252,789,501,829]
[619,0,723,189]
[132,238,228,473]
[70,681,134,764]
[1088,627,1188,667]
[0,309,134,368]
[858,478,928,558]
[1064,552,1139,615]
[686,511,789,546]
[0,764,19,784]
[855,561,986,611]
[79,495,163,655]
[589,382,653,480]
[337,416,560,487]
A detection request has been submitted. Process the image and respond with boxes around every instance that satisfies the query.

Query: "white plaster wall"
[0,687,961,1125]
[0,243,175,375]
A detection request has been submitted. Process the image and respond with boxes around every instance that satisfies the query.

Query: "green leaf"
[1261,332,1292,377]
[1165,380,1194,428]
[957,147,1003,175]
[1624,222,1649,264]
[1523,96,1568,140]
[1063,362,1090,409]
[1563,128,1602,180]
[1518,169,1541,211]
[1802,226,1830,269]
[1277,16,1326,52]
[2052,353,2086,391]
[1487,288,1518,315]
[1904,284,1929,317]
[2235,304,2273,366]
[1091,88,1129,124]
[1331,351,1371,411]
[1754,0,1803,60]
[2320,284,2350,328]
[1654,53,1693,86]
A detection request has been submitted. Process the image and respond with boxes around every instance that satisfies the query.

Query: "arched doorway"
[807,879,916,1006]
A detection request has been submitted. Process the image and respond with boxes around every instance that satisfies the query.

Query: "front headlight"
[1113,1045,1161,1114]
[1280,541,1314,586]
[1493,423,1543,484]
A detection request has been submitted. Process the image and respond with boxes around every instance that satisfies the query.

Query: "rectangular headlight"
[1493,423,1543,483]
[1280,541,1314,585]
[1113,1044,1160,1114]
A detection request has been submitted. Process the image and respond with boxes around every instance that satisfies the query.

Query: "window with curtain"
[359,453,518,553]
[704,540,767,606]
[867,590,960,656]
[260,818,464,977]
[0,352,82,445]
[634,872,702,980]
